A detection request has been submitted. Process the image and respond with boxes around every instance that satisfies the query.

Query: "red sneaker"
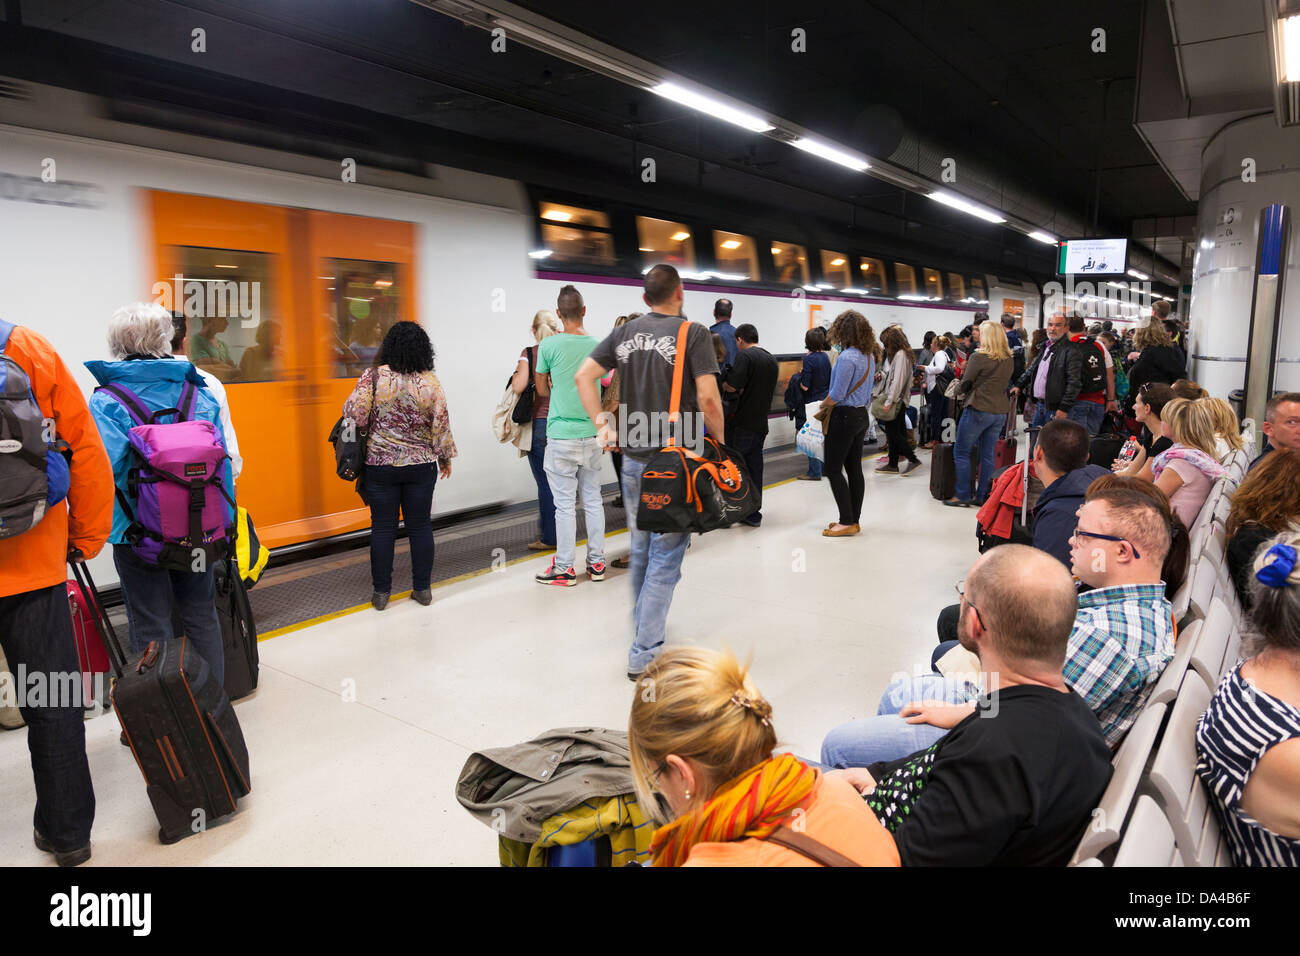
[587,562,606,582]
[535,560,577,586]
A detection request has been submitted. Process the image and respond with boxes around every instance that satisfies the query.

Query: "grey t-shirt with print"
[588,312,720,460]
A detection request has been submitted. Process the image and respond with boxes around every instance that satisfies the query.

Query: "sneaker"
[34,830,91,867]
[900,460,921,476]
[875,462,899,473]
[612,556,630,569]
[587,562,606,582]
[372,591,390,610]
[412,589,433,606]
[535,560,577,586]
[796,474,822,481]
[526,540,553,551]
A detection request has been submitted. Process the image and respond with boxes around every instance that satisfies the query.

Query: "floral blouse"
[342,366,457,467]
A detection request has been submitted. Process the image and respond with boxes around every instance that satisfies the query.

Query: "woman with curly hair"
[342,321,457,610]
[820,310,881,537]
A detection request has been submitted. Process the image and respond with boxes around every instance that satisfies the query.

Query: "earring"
[684,789,691,801]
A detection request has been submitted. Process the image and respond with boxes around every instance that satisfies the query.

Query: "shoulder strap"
[765,827,861,867]
[177,380,197,422]
[0,318,14,353]
[666,320,690,447]
[848,357,873,399]
[95,383,152,427]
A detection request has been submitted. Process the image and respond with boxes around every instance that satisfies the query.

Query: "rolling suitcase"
[70,556,251,844]
[67,577,111,705]
[994,401,1017,471]
[214,558,259,700]
[930,442,956,501]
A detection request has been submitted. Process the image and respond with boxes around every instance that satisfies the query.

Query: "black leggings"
[824,405,870,525]
[882,409,919,466]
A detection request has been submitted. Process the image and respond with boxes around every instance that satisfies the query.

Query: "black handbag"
[329,371,378,486]
[511,347,537,425]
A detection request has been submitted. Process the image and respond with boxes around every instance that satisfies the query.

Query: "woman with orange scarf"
[629,648,899,867]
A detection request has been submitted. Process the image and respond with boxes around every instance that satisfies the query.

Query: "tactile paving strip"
[248,439,894,635]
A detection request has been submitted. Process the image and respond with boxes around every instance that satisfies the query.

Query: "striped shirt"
[1064,583,1176,747]
[1197,666,1300,866]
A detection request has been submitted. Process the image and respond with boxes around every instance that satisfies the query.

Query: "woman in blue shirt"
[795,327,833,480]
[820,311,881,537]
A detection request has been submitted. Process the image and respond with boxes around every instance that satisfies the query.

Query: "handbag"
[815,365,873,436]
[492,375,525,445]
[329,371,378,493]
[870,393,900,422]
[511,347,537,425]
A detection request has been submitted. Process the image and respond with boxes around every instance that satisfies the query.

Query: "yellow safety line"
[258,470,798,642]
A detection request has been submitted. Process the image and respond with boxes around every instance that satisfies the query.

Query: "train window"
[969,276,988,303]
[637,216,696,270]
[820,250,851,289]
[169,246,277,384]
[947,272,966,301]
[713,231,758,279]
[858,257,886,296]
[922,268,944,300]
[894,263,919,297]
[324,258,402,379]
[538,202,614,267]
[771,241,809,285]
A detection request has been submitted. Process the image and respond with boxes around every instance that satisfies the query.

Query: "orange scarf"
[649,753,818,867]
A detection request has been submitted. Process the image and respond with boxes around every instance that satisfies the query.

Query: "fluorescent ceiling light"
[830,257,845,267]
[898,294,930,301]
[651,82,774,133]
[1282,14,1300,82]
[815,283,835,290]
[1107,282,1128,289]
[720,239,742,250]
[770,247,781,255]
[1028,231,1057,245]
[528,249,553,259]
[790,138,870,172]
[542,210,572,222]
[670,231,691,242]
[213,263,239,269]
[1127,269,1149,280]
[928,191,1006,224]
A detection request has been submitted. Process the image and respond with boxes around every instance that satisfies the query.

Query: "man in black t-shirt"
[723,324,779,527]
[833,545,1112,866]
[576,265,724,679]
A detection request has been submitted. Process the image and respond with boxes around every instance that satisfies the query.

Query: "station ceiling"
[0,0,1196,282]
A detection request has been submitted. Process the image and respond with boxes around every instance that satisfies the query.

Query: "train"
[0,80,1043,583]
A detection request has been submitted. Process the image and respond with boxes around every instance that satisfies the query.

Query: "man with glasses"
[821,481,1176,766]
[826,545,1112,866]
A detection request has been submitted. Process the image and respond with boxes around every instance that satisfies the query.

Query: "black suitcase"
[71,558,251,844]
[929,443,978,501]
[214,558,259,700]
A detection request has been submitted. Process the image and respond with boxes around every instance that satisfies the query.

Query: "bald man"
[828,546,1112,866]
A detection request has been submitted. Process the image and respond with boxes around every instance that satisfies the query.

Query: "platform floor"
[0,443,986,866]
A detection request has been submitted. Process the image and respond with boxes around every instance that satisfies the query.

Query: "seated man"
[833,545,1112,866]
[1249,392,1300,471]
[935,419,1109,642]
[822,480,1176,766]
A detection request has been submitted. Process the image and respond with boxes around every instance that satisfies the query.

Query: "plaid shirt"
[1065,583,1175,747]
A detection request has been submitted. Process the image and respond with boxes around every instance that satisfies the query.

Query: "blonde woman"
[1204,397,1245,461]
[514,309,562,551]
[629,647,899,867]
[943,319,1014,507]
[1152,397,1228,527]
[1124,318,1186,413]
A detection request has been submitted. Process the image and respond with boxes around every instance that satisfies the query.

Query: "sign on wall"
[1057,238,1129,276]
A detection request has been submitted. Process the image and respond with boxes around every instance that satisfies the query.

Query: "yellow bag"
[234,506,269,587]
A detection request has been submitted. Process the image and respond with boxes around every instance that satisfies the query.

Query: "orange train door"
[148,191,417,548]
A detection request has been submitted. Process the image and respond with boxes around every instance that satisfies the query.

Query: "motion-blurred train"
[1,79,1042,565]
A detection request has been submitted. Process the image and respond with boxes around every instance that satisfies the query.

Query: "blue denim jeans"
[819,674,976,768]
[621,456,692,674]
[953,407,1004,503]
[544,436,606,573]
[1031,401,1051,428]
[528,418,556,547]
[1069,400,1106,435]
[114,543,224,688]
[366,463,437,593]
[0,583,95,852]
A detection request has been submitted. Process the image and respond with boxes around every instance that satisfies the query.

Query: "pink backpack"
[97,381,234,571]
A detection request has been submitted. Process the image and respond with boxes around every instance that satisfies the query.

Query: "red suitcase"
[994,402,1017,470]
[67,578,111,678]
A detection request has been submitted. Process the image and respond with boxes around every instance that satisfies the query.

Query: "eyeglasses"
[954,579,986,630]
[649,762,669,793]
[1071,526,1141,560]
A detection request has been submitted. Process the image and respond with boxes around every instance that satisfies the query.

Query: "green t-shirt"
[536,332,597,440]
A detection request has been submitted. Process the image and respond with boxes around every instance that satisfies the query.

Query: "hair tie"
[729,693,771,727]
[1255,543,1298,589]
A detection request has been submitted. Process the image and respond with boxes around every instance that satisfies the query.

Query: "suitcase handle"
[68,553,130,680]
[138,641,161,674]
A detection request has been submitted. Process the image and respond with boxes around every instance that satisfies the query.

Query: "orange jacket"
[683,773,901,867]
[0,326,113,596]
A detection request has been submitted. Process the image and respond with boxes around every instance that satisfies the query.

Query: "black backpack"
[783,371,803,419]
[1077,337,1107,394]
[511,347,537,425]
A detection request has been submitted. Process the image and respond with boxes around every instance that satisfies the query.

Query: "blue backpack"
[0,319,71,539]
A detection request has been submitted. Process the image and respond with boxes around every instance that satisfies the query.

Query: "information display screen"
[1057,238,1128,276]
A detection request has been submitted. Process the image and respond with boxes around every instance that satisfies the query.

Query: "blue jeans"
[528,418,556,547]
[953,407,1003,503]
[1069,400,1106,435]
[114,543,225,688]
[1031,401,1051,428]
[0,583,95,852]
[366,463,437,593]
[819,674,976,768]
[621,456,692,674]
[544,436,606,573]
